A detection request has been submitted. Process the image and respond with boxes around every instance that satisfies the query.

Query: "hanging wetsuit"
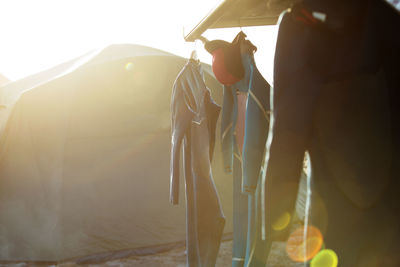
[210,33,271,267]
[261,0,400,266]
[170,59,225,267]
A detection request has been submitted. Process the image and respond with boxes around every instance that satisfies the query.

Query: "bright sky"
[0,0,278,83]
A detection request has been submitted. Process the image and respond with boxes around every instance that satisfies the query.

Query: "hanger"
[196,36,209,44]
[239,18,245,35]
[190,37,208,63]
[190,41,199,64]
[235,20,257,54]
[190,50,198,61]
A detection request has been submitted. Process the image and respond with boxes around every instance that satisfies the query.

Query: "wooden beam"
[184,0,238,42]
[209,16,278,28]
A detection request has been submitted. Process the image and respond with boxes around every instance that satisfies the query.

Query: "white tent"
[0,74,9,87]
[0,44,233,262]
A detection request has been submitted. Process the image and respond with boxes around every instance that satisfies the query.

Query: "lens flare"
[310,249,338,267]
[125,62,134,71]
[272,211,291,231]
[286,225,323,262]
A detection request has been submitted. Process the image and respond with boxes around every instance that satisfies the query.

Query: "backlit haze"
[0,0,278,83]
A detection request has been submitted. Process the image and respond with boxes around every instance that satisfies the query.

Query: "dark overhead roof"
[184,0,297,42]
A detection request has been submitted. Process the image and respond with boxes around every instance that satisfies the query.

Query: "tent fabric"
[0,44,233,261]
[0,49,99,134]
[0,44,176,131]
[0,74,9,87]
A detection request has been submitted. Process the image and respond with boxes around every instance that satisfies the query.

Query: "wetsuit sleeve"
[242,67,271,195]
[170,77,195,205]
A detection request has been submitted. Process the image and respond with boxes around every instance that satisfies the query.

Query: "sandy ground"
[0,240,304,267]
